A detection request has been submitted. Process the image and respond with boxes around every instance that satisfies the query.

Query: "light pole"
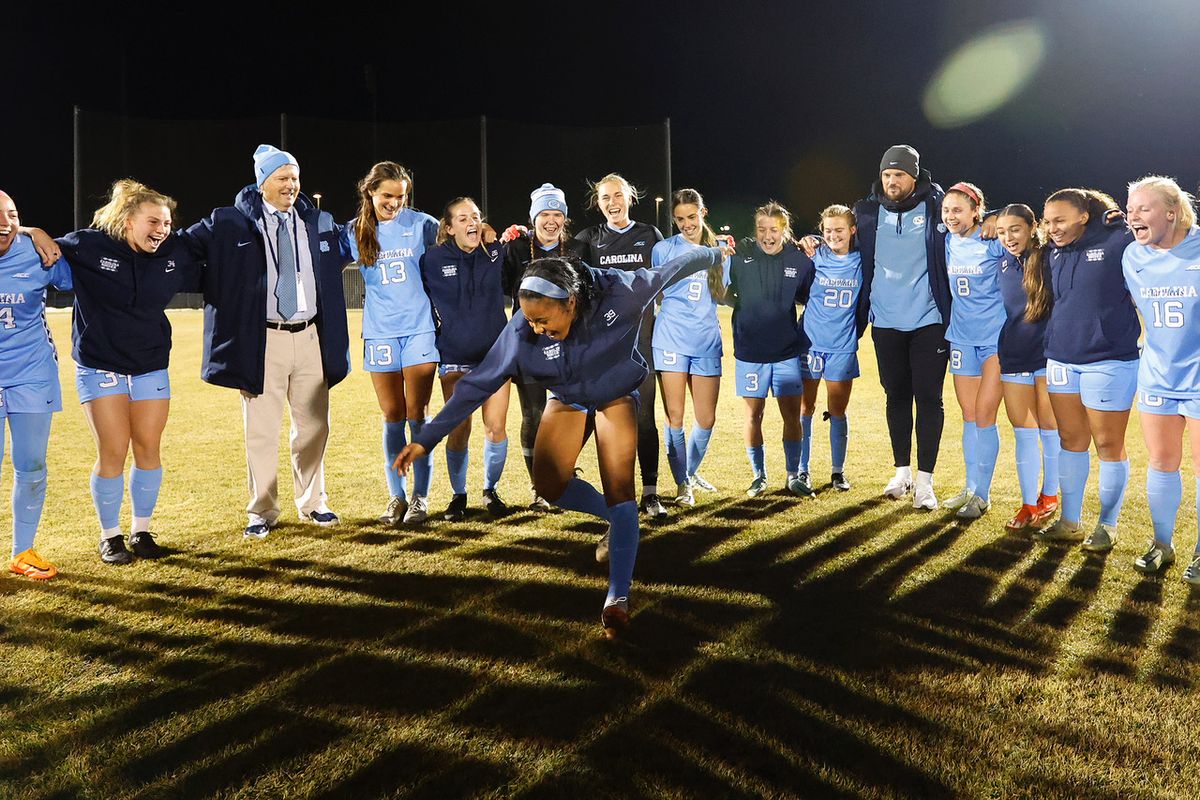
[655,196,664,232]
[312,192,322,210]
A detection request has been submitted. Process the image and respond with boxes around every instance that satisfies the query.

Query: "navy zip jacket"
[1044,216,1137,365]
[414,246,723,452]
[419,239,509,364]
[727,239,813,363]
[853,170,949,334]
[57,229,202,375]
[183,186,351,394]
[997,250,1050,374]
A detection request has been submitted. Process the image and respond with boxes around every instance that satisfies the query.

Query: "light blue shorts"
[800,350,859,382]
[438,362,477,377]
[1045,358,1138,412]
[76,367,171,404]
[1000,368,1048,386]
[363,332,439,372]
[1137,391,1200,418]
[0,380,62,415]
[734,357,803,398]
[949,343,999,377]
[653,348,722,377]
[549,389,640,415]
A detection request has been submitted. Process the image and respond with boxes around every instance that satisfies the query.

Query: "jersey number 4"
[0,307,14,329]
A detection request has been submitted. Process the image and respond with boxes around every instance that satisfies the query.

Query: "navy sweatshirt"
[502,234,589,312]
[997,250,1050,374]
[1044,217,1137,365]
[56,229,202,375]
[727,239,813,363]
[414,246,723,452]
[419,239,509,364]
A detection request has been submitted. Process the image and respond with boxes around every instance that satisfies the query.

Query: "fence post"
[73,105,82,231]
[480,115,489,217]
[280,112,288,149]
[663,117,673,231]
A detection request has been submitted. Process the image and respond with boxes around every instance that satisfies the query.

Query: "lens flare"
[923,20,1048,129]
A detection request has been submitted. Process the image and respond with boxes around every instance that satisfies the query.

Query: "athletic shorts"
[1045,358,1138,412]
[0,380,62,415]
[949,343,999,377]
[549,389,640,415]
[800,350,859,382]
[438,362,476,377]
[1137,391,1200,418]
[653,347,722,377]
[734,357,803,398]
[363,332,439,372]
[1000,368,1047,386]
[76,367,171,404]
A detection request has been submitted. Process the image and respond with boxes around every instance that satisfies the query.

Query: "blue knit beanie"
[253,144,299,187]
[529,183,567,221]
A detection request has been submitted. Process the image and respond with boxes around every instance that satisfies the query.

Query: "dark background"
[9,1,1200,239]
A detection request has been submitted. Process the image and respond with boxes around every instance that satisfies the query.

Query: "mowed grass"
[2,308,1200,799]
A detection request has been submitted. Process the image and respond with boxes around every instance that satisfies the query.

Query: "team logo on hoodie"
[1086,249,1105,262]
[913,215,925,227]
[442,265,457,277]
[784,267,797,278]
[542,343,561,360]
[100,257,120,272]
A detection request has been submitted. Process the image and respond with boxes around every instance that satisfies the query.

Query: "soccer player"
[0,192,72,579]
[419,197,511,521]
[343,161,440,526]
[575,173,667,518]
[394,241,734,637]
[1121,176,1200,577]
[502,183,587,512]
[1036,188,1136,552]
[651,189,728,506]
[940,182,1008,519]
[727,202,812,498]
[995,204,1060,533]
[57,180,202,564]
[797,204,863,493]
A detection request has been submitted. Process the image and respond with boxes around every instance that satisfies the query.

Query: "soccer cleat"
[674,481,695,506]
[529,489,557,513]
[99,535,133,565]
[746,475,768,497]
[601,597,630,639]
[1034,493,1059,526]
[1005,504,1041,534]
[129,531,165,559]
[595,528,610,563]
[640,494,669,520]
[1036,519,1085,543]
[483,489,510,517]
[883,473,913,499]
[956,495,990,519]
[912,482,938,511]
[691,474,718,493]
[1134,541,1176,574]
[403,495,430,524]
[830,472,851,491]
[306,509,340,526]
[1081,523,1117,553]
[442,493,468,522]
[9,549,57,580]
[1182,553,1200,585]
[787,473,814,497]
[378,496,407,526]
[941,487,973,511]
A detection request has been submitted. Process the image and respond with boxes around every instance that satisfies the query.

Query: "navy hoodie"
[1044,217,1137,365]
[997,249,1051,374]
[57,229,202,374]
[727,238,813,363]
[419,239,509,364]
[414,246,723,452]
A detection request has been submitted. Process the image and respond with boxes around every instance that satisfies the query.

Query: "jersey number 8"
[955,276,971,297]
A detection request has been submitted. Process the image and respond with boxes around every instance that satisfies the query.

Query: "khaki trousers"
[241,325,330,521]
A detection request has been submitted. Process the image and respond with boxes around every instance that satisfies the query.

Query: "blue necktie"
[274,211,298,320]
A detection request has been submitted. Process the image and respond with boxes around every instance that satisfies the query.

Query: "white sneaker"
[942,487,974,511]
[1081,523,1117,553]
[883,472,913,499]
[955,494,989,519]
[402,495,429,524]
[691,474,717,493]
[746,475,768,497]
[912,481,938,511]
[1182,553,1200,584]
[378,495,406,526]
[674,481,695,506]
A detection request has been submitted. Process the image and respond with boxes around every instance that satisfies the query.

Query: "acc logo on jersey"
[442,265,457,277]
[784,267,797,278]
[13,273,31,279]
[633,241,645,247]
[99,257,120,272]
[604,309,618,326]
[913,215,925,227]
[542,343,561,360]
[1186,264,1200,271]
[1086,249,1105,262]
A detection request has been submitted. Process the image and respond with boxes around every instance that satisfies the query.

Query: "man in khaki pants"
[186,145,351,538]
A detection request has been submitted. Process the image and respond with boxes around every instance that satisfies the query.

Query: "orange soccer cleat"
[1005,504,1041,534]
[1034,493,1060,527]
[9,549,57,580]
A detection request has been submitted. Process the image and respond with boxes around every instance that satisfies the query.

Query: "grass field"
[3,308,1200,799]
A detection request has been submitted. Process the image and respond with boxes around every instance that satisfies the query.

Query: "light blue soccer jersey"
[651,234,728,358]
[945,228,1007,346]
[803,245,862,353]
[344,208,439,339]
[0,235,71,387]
[1123,227,1200,398]
[870,206,941,330]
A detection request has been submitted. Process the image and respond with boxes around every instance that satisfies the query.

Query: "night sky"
[11,2,1200,236]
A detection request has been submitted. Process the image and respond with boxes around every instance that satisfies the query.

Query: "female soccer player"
[419,197,511,521]
[1121,176,1200,577]
[57,180,202,564]
[502,183,586,511]
[798,204,862,493]
[652,188,728,506]
[728,202,812,497]
[0,192,72,579]
[939,182,1008,519]
[575,173,667,518]
[1036,188,1136,552]
[395,241,734,637]
[995,204,1060,533]
[343,161,440,526]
